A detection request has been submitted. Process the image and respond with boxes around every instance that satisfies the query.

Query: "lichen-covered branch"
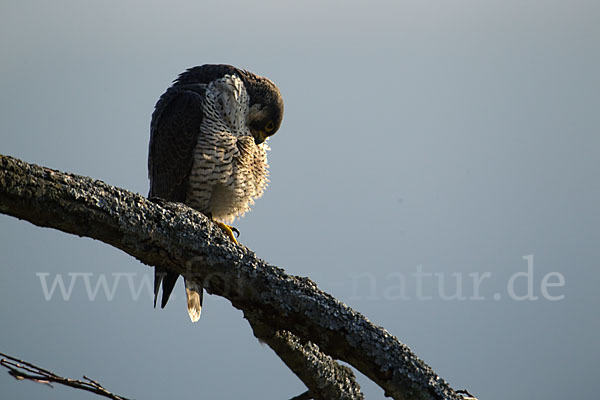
[251,324,364,400]
[0,154,465,400]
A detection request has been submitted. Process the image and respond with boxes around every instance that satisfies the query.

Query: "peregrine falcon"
[148,64,284,321]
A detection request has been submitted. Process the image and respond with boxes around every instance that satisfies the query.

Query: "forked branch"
[0,154,470,400]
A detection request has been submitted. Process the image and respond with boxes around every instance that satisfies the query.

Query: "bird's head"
[243,74,284,145]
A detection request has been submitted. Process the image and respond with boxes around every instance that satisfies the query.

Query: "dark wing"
[148,85,205,201]
[148,85,205,308]
[148,63,242,198]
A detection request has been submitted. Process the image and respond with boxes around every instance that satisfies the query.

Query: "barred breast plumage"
[186,75,270,223]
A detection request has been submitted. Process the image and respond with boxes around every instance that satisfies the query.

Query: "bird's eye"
[265,120,275,133]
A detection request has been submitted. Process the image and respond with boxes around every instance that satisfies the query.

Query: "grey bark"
[0,154,464,400]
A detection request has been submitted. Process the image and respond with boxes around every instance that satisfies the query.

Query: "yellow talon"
[216,221,239,244]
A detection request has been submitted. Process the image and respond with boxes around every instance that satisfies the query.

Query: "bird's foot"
[215,221,239,244]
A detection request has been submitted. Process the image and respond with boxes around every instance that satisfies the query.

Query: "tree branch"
[252,324,363,400]
[0,352,131,400]
[0,153,467,400]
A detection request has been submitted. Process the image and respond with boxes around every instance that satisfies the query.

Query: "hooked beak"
[253,130,268,145]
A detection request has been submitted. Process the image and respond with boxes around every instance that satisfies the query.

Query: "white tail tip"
[186,287,202,322]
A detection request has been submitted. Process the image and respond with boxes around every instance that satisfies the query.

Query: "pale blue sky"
[1,1,599,399]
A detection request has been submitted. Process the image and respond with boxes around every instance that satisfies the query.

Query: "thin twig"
[0,352,131,400]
